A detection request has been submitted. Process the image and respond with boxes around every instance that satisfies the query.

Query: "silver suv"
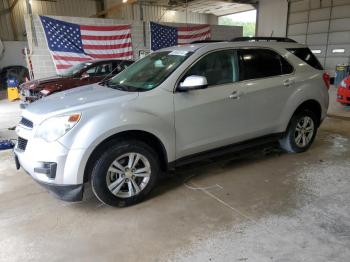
[14,39,329,207]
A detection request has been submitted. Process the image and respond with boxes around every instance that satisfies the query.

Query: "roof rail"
[190,40,223,44]
[231,37,297,43]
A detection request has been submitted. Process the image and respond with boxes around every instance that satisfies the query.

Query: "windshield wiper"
[99,80,145,92]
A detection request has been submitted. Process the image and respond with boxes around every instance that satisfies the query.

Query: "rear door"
[236,48,295,136]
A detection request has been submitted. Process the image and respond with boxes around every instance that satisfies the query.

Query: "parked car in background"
[14,39,329,207]
[19,59,133,102]
[337,76,350,105]
[0,65,29,89]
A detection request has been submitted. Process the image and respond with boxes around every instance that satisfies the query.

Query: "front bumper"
[14,131,86,202]
[337,88,350,105]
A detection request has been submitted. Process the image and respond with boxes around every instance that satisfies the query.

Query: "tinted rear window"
[287,48,323,70]
[238,49,294,81]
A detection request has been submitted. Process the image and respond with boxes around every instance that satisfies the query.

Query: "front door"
[174,49,252,159]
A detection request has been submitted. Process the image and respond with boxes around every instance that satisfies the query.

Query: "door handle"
[229,91,241,99]
[284,79,294,87]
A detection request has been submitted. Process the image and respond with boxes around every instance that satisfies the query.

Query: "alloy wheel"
[294,116,314,148]
[106,153,151,198]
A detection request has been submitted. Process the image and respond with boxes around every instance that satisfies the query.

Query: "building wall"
[0,0,218,41]
[257,0,288,37]
[24,15,242,79]
[0,41,27,68]
[287,0,350,76]
[104,1,216,24]
[0,0,99,41]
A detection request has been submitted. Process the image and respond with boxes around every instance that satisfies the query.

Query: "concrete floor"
[0,91,350,261]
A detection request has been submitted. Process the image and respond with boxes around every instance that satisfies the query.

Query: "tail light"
[323,72,330,90]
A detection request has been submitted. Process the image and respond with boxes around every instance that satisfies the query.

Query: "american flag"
[150,22,211,51]
[40,16,133,73]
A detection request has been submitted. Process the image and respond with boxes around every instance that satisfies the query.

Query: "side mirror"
[178,75,208,92]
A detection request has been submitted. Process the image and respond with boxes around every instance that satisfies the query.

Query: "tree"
[219,17,256,37]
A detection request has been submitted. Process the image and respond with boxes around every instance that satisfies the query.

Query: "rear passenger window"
[287,48,323,70]
[183,50,238,86]
[238,49,293,81]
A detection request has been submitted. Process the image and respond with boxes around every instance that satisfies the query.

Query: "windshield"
[108,51,192,91]
[59,62,93,77]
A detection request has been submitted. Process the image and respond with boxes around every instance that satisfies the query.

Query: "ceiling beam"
[91,0,138,18]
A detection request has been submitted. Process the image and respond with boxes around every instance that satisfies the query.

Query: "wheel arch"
[83,130,169,183]
[288,99,322,129]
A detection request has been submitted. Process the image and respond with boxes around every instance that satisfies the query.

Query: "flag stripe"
[178,31,211,40]
[53,54,91,62]
[84,46,132,55]
[56,64,74,69]
[178,27,210,36]
[83,42,132,50]
[81,33,132,41]
[81,38,131,46]
[80,25,130,31]
[88,51,133,59]
[81,29,131,37]
[178,24,210,32]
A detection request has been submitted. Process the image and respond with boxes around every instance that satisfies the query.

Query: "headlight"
[35,113,81,142]
[340,80,347,88]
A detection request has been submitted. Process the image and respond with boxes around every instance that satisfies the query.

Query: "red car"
[20,59,133,102]
[337,76,350,105]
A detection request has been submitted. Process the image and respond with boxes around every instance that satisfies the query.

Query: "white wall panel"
[289,11,308,24]
[326,44,350,56]
[333,0,350,6]
[306,33,328,45]
[308,21,329,33]
[288,23,307,35]
[289,35,307,44]
[332,5,350,19]
[309,8,331,21]
[290,1,309,12]
[330,18,350,31]
[257,0,288,37]
[329,31,350,44]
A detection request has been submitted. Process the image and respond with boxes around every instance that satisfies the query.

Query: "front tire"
[279,110,318,153]
[91,140,160,207]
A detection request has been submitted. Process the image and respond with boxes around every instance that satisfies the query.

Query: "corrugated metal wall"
[0,0,98,41]
[105,3,212,24]
[287,0,350,76]
[0,0,15,40]
[1,0,214,41]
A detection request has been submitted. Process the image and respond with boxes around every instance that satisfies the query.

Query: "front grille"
[19,117,33,128]
[17,137,28,151]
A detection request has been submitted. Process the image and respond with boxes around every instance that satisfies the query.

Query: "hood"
[21,75,65,90]
[24,84,138,118]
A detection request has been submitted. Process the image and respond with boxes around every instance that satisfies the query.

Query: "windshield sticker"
[169,50,188,56]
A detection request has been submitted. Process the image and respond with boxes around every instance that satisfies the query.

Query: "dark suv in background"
[19,59,133,102]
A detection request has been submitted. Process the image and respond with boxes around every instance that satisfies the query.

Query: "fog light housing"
[34,162,57,179]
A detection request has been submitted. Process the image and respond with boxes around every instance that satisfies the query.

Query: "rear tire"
[91,140,160,207]
[279,110,318,153]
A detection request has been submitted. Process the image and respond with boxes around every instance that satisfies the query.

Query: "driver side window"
[184,50,238,86]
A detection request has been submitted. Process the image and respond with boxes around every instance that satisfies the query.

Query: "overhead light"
[168,10,176,16]
[122,0,127,3]
[332,48,345,53]
[29,0,33,4]
[311,49,321,54]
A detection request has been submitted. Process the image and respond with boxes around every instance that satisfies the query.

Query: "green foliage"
[219,17,256,37]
